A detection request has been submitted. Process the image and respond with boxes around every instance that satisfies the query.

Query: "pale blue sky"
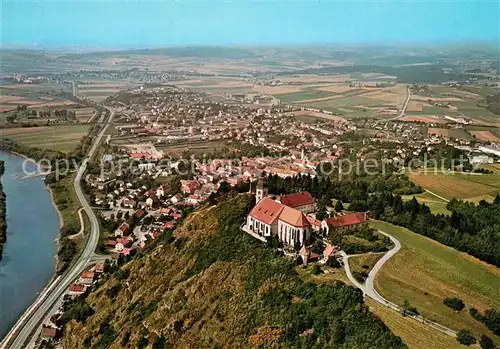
[2,0,499,48]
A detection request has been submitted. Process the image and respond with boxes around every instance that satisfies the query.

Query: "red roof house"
[68,283,85,296]
[135,209,146,219]
[41,326,57,339]
[321,212,368,234]
[80,271,95,285]
[115,223,129,237]
[278,191,315,213]
[117,238,132,247]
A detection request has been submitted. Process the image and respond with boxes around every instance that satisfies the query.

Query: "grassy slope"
[401,192,450,215]
[296,263,352,286]
[349,252,385,276]
[366,299,472,349]
[371,220,500,341]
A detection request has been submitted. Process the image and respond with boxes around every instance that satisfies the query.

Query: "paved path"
[424,189,450,203]
[341,229,457,338]
[68,208,85,240]
[2,107,115,349]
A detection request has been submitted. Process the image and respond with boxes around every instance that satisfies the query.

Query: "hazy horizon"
[2,0,499,49]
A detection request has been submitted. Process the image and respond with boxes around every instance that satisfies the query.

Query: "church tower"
[255,178,267,203]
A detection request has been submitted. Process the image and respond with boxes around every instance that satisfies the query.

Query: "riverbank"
[48,185,64,229]
[0,151,62,339]
[48,174,83,274]
[0,160,6,261]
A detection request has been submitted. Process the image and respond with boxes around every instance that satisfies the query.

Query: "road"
[1,107,115,349]
[68,208,85,240]
[387,86,411,121]
[340,229,457,338]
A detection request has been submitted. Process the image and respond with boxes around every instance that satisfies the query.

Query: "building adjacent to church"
[277,191,316,214]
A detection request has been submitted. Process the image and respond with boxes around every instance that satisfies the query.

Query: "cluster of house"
[39,264,106,342]
[243,179,368,257]
[104,206,183,256]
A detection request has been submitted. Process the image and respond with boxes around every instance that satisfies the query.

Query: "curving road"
[1,107,115,349]
[341,229,457,338]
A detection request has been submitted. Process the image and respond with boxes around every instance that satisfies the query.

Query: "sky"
[2,0,499,48]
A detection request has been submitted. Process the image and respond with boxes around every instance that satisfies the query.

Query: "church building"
[245,179,311,247]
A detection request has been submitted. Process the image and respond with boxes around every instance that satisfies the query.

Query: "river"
[0,151,61,339]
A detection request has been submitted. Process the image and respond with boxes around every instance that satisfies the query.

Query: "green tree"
[443,297,465,311]
[311,264,323,275]
[479,335,495,349]
[494,194,500,205]
[153,336,166,349]
[316,197,327,221]
[334,200,344,212]
[456,329,476,346]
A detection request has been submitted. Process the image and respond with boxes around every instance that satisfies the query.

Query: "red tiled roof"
[306,215,321,227]
[324,212,367,228]
[117,223,129,232]
[106,240,117,247]
[249,198,284,225]
[135,209,146,218]
[41,327,57,338]
[279,192,314,208]
[323,245,338,258]
[122,248,132,255]
[68,283,85,292]
[118,238,132,247]
[95,264,104,272]
[279,206,310,227]
[81,271,95,279]
[164,221,176,229]
[171,213,182,220]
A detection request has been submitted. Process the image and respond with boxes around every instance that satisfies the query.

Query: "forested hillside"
[61,194,406,349]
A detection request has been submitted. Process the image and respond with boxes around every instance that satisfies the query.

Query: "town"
[24,81,500,347]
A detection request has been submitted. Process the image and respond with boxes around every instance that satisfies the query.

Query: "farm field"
[366,299,467,349]
[406,85,499,126]
[427,127,472,139]
[466,125,500,140]
[401,191,450,215]
[0,93,75,113]
[77,81,138,101]
[409,172,500,202]
[469,130,500,142]
[73,107,95,123]
[156,140,228,157]
[0,124,90,153]
[371,221,500,341]
[284,110,347,123]
[399,115,448,124]
[454,101,500,126]
[273,89,337,103]
[299,95,389,111]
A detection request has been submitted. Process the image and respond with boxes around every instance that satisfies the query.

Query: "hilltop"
[61,194,406,349]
